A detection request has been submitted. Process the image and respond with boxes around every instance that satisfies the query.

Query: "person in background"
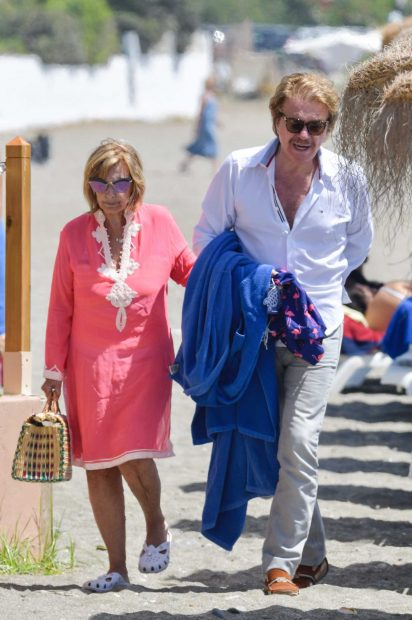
[41,139,195,592]
[193,73,373,595]
[342,262,412,356]
[342,284,385,355]
[180,76,219,173]
[344,261,382,301]
[341,262,385,355]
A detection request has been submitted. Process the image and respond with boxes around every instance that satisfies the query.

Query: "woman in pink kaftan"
[41,139,195,592]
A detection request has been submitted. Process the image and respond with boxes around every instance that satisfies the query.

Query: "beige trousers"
[262,326,342,576]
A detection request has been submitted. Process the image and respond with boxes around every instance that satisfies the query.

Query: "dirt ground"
[0,98,411,619]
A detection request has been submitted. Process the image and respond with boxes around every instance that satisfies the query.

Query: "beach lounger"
[380,345,412,395]
[330,351,392,396]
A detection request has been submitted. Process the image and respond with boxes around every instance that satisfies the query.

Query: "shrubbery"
[0,0,410,64]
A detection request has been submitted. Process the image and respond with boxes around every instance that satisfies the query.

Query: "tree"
[0,3,85,61]
[45,0,118,63]
[107,0,200,53]
[23,10,86,63]
[1,0,410,63]
[315,0,399,26]
[192,0,411,27]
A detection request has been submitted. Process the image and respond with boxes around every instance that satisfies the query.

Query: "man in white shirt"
[193,73,373,595]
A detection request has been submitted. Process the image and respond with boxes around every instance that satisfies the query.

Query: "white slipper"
[138,530,172,574]
[82,571,128,592]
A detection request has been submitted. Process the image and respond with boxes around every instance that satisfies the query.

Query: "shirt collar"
[244,139,278,168]
[247,137,334,183]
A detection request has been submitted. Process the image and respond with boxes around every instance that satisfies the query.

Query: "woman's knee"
[120,458,154,476]
[86,466,121,486]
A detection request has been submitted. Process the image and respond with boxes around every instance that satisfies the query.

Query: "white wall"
[0,32,212,132]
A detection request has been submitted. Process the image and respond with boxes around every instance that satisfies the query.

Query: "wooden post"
[3,137,32,395]
[0,137,50,549]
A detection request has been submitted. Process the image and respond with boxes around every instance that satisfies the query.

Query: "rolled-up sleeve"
[166,210,196,286]
[343,171,374,285]
[44,229,74,380]
[193,155,237,255]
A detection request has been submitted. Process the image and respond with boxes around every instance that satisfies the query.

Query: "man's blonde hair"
[269,73,340,135]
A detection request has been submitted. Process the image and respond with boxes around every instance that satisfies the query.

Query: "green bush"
[108,0,199,54]
[45,0,118,64]
[1,0,411,63]
[22,10,86,64]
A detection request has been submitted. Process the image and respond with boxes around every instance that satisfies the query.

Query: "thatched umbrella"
[366,70,412,223]
[381,15,412,47]
[335,37,412,212]
[391,26,412,47]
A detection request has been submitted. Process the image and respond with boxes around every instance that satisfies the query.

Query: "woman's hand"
[41,378,62,401]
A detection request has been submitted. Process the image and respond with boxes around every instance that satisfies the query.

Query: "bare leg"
[86,467,129,581]
[120,459,167,546]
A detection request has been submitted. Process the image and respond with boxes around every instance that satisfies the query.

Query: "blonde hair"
[269,72,340,134]
[83,139,145,212]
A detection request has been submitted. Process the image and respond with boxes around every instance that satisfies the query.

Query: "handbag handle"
[43,390,61,413]
[34,390,62,424]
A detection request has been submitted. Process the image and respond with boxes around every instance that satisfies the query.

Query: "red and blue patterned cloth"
[267,270,327,365]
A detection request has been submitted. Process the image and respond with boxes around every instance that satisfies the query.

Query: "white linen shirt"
[193,139,373,335]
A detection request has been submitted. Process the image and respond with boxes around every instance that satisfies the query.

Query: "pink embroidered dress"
[44,204,195,469]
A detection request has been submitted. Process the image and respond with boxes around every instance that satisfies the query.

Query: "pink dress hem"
[77,445,175,470]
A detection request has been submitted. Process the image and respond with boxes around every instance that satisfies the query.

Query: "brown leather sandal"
[293,557,329,589]
[264,568,299,596]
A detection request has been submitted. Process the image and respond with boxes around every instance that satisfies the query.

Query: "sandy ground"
[0,98,411,619]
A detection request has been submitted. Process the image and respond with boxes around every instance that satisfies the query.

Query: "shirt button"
[282,230,288,236]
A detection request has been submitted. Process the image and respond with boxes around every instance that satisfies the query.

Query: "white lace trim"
[43,365,64,381]
[92,210,141,332]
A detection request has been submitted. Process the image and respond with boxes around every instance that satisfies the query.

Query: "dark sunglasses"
[278,113,328,136]
[88,177,132,194]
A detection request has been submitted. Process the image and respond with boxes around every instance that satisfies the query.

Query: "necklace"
[92,210,141,331]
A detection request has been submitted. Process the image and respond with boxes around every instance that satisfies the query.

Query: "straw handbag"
[11,396,72,483]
